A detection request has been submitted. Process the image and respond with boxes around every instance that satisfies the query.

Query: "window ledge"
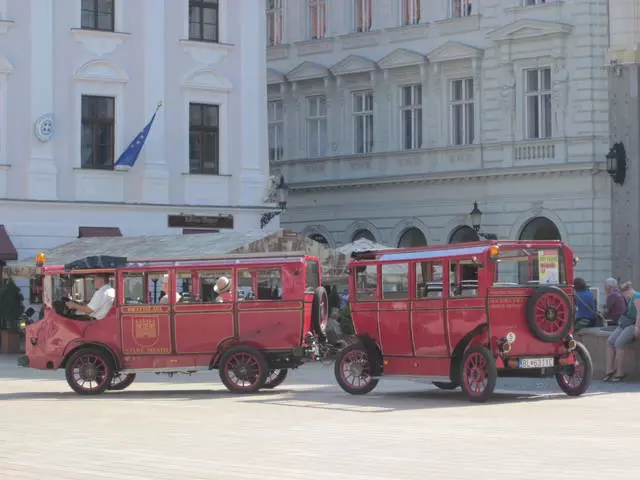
[505,2,565,14]
[434,14,482,35]
[70,28,130,56]
[179,39,233,66]
[182,173,231,177]
[72,167,124,174]
[0,19,14,35]
[267,43,291,60]
[0,163,10,169]
[294,38,334,57]
[338,30,382,50]
[384,22,430,43]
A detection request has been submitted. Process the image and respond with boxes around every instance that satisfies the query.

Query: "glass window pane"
[382,263,409,299]
[526,70,538,92]
[308,97,317,117]
[189,6,201,23]
[98,0,113,14]
[365,93,373,111]
[402,86,411,106]
[189,22,200,39]
[415,85,422,104]
[203,24,217,41]
[466,103,474,144]
[542,68,551,90]
[81,11,95,28]
[203,105,218,126]
[527,96,539,138]
[189,131,201,165]
[355,265,377,301]
[452,80,462,101]
[465,79,473,99]
[190,104,202,126]
[318,119,327,155]
[97,13,112,30]
[416,109,422,147]
[203,6,217,24]
[403,110,412,149]
[542,94,552,137]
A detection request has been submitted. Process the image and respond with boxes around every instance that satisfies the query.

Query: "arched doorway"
[519,217,561,240]
[449,225,479,244]
[397,227,427,247]
[308,233,329,245]
[352,229,375,242]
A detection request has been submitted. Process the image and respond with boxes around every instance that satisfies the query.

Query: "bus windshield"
[493,248,566,286]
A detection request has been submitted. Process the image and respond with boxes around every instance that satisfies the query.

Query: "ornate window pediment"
[428,41,483,63]
[487,19,573,43]
[377,48,425,70]
[182,68,232,91]
[286,61,330,82]
[73,59,128,83]
[330,55,377,76]
[267,68,286,85]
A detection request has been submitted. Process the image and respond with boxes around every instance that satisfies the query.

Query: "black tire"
[65,347,114,396]
[459,346,497,403]
[311,286,329,339]
[432,381,459,390]
[555,342,593,396]
[108,373,136,391]
[526,286,573,342]
[334,344,379,395]
[218,345,268,394]
[263,369,288,389]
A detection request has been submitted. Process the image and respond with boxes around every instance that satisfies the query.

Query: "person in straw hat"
[213,275,232,303]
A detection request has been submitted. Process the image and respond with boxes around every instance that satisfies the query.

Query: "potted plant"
[0,278,25,353]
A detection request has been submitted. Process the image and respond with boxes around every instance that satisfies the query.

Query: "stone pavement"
[1,355,639,480]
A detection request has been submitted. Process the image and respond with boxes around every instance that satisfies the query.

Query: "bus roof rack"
[64,255,128,271]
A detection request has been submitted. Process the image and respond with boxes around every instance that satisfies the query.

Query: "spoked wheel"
[219,345,268,394]
[108,373,136,391]
[64,348,114,396]
[432,381,459,390]
[263,369,288,389]
[311,287,329,340]
[555,342,593,396]
[526,286,573,342]
[334,344,379,395]
[460,346,497,403]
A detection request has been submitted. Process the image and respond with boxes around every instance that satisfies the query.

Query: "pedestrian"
[603,277,627,326]
[603,282,640,382]
[573,277,597,330]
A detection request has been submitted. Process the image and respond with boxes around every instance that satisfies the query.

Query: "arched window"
[449,225,479,244]
[352,229,375,242]
[519,217,561,241]
[397,227,427,247]
[308,233,329,245]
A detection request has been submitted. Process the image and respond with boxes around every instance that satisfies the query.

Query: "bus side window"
[416,262,443,299]
[355,265,377,301]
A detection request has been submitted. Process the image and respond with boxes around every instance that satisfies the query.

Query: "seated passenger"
[159,275,181,304]
[65,274,115,320]
[213,276,232,303]
[573,277,597,330]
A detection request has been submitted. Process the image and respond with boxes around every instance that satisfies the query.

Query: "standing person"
[603,277,627,326]
[603,282,640,382]
[573,277,597,330]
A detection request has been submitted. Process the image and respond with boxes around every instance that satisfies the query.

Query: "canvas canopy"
[5,229,349,279]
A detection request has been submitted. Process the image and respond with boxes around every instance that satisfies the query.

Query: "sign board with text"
[167,214,234,230]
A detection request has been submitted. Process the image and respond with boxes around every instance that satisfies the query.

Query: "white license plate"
[518,357,555,369]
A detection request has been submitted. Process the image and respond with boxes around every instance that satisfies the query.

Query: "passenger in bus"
[65,274,115,320]
[159,275,181,304]
[212,276,232,303]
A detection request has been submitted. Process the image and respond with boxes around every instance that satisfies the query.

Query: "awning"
[0,225,18,262]
[78,226,123,238]
[4,229,349,279]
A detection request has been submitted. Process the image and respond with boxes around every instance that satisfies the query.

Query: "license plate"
[518,357,554,369]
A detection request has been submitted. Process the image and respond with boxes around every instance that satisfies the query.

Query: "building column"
[141,0,169,204]
[234,0,269,207]
[608,1,640,285]
[28,0,57,200]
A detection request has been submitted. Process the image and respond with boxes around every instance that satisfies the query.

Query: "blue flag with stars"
[114,111,158,168]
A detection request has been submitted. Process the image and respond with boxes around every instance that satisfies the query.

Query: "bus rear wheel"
[108,373,136,391]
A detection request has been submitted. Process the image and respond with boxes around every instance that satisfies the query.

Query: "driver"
[65,274,115,320]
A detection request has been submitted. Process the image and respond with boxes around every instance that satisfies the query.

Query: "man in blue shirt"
[574,277,597,330]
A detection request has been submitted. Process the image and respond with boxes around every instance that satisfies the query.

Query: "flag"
[114,104,161,168]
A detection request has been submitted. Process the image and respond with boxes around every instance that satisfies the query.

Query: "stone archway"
[449,225,479,244]
[519,217,561,240]
[397,227,427,247]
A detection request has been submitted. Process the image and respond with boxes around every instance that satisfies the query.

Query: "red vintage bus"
[334,240,593,402]
[19,252,329,395]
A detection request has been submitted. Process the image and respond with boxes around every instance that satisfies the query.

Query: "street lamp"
[261,175,289,229]
[469,202,498,240]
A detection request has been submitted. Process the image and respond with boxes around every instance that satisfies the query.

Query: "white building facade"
[0,0,273,270]
[267,0,612,285]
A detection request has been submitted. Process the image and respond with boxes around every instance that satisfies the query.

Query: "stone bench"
[575,327,640,380]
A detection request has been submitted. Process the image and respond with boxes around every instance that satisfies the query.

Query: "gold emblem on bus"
[132,315,159,347]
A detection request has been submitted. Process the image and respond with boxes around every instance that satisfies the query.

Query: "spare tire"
[311,286,329,339]
[525,286,573,342]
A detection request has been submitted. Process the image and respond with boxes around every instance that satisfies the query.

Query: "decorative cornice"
[288,162,605,192]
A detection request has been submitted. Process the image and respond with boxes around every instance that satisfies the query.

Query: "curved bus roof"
[350,239,567,263]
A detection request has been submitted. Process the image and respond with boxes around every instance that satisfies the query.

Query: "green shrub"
[0,278,25,332]
[339,303,355,336]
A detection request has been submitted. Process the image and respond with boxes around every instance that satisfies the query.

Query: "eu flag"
[114,110,158,168]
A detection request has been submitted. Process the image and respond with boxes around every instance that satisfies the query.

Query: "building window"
[81,0,114,31]
[354,0,372,33]
[309,0,327,39]
[353,91,374,154]
[525,68,552,139]
[189,103,219,174]
[306,95,328,158]
[189,0,219,43]
[401,85,422,150]
[450,78,474,145]
[268,100,284,162]
[81,95,115,170]
[451,0,472,18]
[267,0,284,46]
[523,0,548,5]
[402,0,420,25]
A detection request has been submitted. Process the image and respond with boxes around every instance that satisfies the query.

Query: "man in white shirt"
[65,275,116,320]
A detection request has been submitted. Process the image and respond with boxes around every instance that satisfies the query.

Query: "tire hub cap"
[545,307,558,322]
[80,364,97,381]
